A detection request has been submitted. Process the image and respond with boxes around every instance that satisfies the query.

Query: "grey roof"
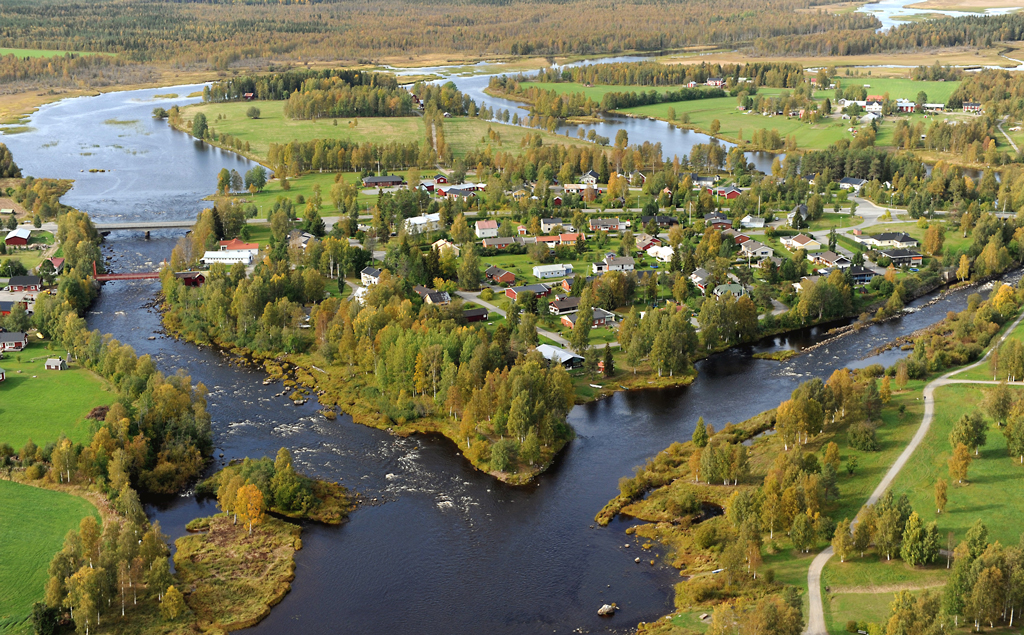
[880,249,922,258]
[840,177,867,186]
[869,232,917,243]
[7,275,41,286]
[361,266,381,277]
[0,332,26,342]
[362,175,404,185]
[550,296,581,312]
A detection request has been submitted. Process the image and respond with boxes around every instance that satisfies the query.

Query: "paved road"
[803,305,1024,635]
[455,290,587,348]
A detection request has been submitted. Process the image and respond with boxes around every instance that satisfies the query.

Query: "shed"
[45,358,67,371]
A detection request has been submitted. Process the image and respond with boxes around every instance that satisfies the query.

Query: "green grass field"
[0,342,115,448]
[441,116,593,159]
[0,48,107,59]
[182,101,427,163]
[0,481,99,634]
[863,221,971,257]
[524,81,697,102]
[823,77,961,104]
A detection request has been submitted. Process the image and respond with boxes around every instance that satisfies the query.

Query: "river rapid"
[1,80,1011,634]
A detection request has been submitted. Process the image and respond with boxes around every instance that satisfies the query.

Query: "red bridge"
[93,261,162,282]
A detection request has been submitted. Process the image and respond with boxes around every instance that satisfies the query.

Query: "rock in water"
[598,604,616,617]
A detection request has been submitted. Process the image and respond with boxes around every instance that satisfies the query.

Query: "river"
[1,81,1011,634]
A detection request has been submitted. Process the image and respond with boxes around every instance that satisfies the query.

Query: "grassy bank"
[0,341,116,448]
[0,480,100,635]
[175,514,301,631]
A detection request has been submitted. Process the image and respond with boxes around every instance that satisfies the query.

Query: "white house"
[431,238,461,257]
[475,219,499,239]
[647,245,675,263]
[839,177,867,192]
[533,264,573,279]
[541,218,565,233]
[740,215,766,229]
[218,239,259,257]
[740,240,774,259]
[592,254,635,274]
[781,234,821,251]
[201,250,253,265]
[405,212,441,234]
[580,170,600,186]
[360,266,382,286]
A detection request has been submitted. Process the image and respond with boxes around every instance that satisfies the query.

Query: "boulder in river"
[598,604,616,617]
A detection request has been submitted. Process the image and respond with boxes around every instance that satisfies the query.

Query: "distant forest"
[0,0,1021,79]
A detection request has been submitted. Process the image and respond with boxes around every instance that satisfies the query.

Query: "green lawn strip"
[522,81,692,102]
[0,48,110,58]
[807,213,861,233]
[822,78,960,104]
[441,116,594,159]
[0,481,100,634]
[860,222,970,257]
[890,383,1024,546]
[0,341,115,448]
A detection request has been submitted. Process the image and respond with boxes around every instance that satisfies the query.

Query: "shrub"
[246,106,261,119]
[490,439,518,472]
[847,621,859,633]
[25,463,45,479]
[849,422,880,452]
[480,288,494,301]
[693,522,718,549]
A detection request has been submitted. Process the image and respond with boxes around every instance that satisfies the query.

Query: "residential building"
[560,276,596,293]
[6,275,41,291]
[463,308,488,323]
[485,265,515,285]
[895,99,915,113]
[362,175,405,188]
[861,232,919,249]
[589,217,623,232]
[846,265,878,285]
[0,331,27,351]
[47,257,64,274]
[475,219,499,239]
[431,239,460,257]
[792,276,820,292]
[690,268,711,293]
[592,254,634,274]
[580,170,600,185]
[740,240,774,259]
[404,212,441,234]
[218,239,259,256]
[963,102,982,113]
[704,212,732,230]
[549,295,581,315]
[634,233,661,251]
[788,204,808,223]
[536,344,583,369]
[811,251,851,269]
[533,264,574,279]
[482,236,524,249]
[640,215,679,228]
[505,284,551,300]
[709,185,741,199]
[880,249,923,267]
[647,245,675,263]
[173,271,206,287]
[781,234,821,251]
[839,177,867,191]
[689,174,718,187]
[201,250,253,265]
[5,228,30,246]
[434,174,448,184]
[541,218,564,234]
[561,307,615,329]
[360,266,382,286]
[706,77,724,87]
[288,230,315,250]
[740,215,766,229]
[713,283,747,298]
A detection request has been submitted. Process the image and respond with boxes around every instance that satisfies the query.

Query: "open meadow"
[0,341,114,448]
[0,481,99,635]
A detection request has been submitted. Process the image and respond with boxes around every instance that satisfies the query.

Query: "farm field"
[0,341,115,448]
[0,48,108,58]
[0,481,100,635]
[524,81,705,101]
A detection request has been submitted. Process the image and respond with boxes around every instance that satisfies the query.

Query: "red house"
[463,308,488,323]
[0,332,28,351]
[506,284,551,301]
[5,276,41,292]
[485,265,515,285]
[560,307,615,329]
[174,271,207,287]
[709,186,741,199]
[434,174,449,184]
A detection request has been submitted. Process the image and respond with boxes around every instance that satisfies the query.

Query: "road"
[999,117,1020,155]
[455,290,585,348]
[803,306,1024,635]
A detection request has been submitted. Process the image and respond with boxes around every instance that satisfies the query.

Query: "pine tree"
[602,344,614,378]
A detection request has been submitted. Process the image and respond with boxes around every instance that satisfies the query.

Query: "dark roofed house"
[485,265,516,285]
[362,175,405,188]
[640,215,679,228]
[0,331,28,351]
[463,307,488,323]
[864,232,918,249]
[506,284,551,301]
[482,236,523,249]
[549,295,581,315]
[174,271,207,287]
[846,265,878,285]
[360,266,383,286]
[0,301,15,316]
[561,307,615,329]
[839,177,867,191]
[6,275,41,291]
[880,249,923,267]
[812,251,852,269]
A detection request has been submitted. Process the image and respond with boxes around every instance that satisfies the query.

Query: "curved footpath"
[804,306,1024,635]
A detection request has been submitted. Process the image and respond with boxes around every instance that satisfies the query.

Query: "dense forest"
[529,61,808,89]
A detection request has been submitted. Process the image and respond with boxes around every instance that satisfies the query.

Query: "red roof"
[219,239,258,250]
[475,220,498,230]
[48,257,65,270]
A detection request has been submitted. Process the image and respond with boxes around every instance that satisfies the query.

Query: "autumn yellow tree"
[957,253,971,282]
[949,443,972,484]
[236,484,265,535]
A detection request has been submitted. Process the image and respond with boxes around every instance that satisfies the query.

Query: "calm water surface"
[2,82,1006,634]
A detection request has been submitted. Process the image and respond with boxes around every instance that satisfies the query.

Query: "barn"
[5,228,30,246]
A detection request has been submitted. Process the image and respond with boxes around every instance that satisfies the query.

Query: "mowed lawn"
[0,481,99,634]
[525,81,696,102]
[890,383,1024,546]
[0,48,107,58]
[822,77,961,104]
[858,221,972,258]
[441,117,594,159]
[0,342,114,448]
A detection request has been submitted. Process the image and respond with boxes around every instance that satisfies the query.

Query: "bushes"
[25,463,45,480]
[490,439,518,472]
[849,422,880,451]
